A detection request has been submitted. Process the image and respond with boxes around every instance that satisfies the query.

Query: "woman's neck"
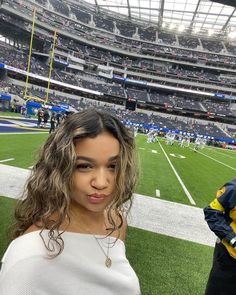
[67,203,108,235]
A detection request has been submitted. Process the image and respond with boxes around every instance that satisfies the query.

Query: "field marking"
[138,147,160,154]
[158,141,196,205]
[0,132,48,135]
[205,147,236,160]
[206,145,236,153]
[169,153,186,159]
[156,189,160,197]
[0,158,14,163]
[193,149,236,171]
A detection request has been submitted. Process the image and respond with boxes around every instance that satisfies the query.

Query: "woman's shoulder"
[1,231,45,275]
[24,224,42,234]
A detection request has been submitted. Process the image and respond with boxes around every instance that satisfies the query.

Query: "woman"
[0,108,140,295]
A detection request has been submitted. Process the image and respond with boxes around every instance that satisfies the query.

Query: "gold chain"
[66,215,112,268]
[93,235,112,268]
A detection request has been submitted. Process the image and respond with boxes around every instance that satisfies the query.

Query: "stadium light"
[169,23,176,30]
[193,27,200,34]
[178,24,185,32]
[228,31,236,39]
[208,29,214,36]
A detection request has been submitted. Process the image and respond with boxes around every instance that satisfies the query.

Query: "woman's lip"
[88,194,107,204]
[89,194,107,198]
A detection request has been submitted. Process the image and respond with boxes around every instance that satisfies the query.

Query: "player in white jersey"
[194,136,202,152]
[133,126,139,138]
[201,138,207,149]
[166,131,175,145]
[185,137,191,148]
[147,129,156,143]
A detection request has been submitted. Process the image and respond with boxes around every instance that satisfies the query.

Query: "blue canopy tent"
[26,100,66,116]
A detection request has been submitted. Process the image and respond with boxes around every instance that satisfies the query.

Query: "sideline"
[0,164,215,247]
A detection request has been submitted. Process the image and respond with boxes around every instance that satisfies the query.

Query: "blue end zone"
[0,126,47,133]
[0,118,49,133]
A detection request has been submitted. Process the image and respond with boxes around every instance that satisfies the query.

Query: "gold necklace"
[94,235,112,268]
[67,215,112,268]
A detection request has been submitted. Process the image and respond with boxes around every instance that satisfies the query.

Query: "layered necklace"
[93,235,112,268]
[67,214,113,268]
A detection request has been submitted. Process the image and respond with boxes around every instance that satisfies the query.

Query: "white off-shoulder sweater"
[0,230,140,295]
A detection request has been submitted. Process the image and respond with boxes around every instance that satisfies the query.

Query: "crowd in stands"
[76,101,231,139]
[0,0,236,141]
[2,0,236,71]
[227,126,236,139]
[0,39,235,117]
[67,97,230,139]
[202,99,235,116]
[1,34,236,100]
[0,78,234,141]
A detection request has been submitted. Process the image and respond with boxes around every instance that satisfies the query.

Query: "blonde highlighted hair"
[12,108,138,256]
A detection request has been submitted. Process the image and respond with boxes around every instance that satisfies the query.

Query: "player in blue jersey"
[203,179,236,295]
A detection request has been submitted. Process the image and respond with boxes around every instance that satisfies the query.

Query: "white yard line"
[155,189,160,197]
[205,147,236,160]
[206,145,236,153]
[158,140,196,205]
[0,158,14,163]
[193,149,236,171]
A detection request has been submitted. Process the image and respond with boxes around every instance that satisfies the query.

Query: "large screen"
[125,99,137,111]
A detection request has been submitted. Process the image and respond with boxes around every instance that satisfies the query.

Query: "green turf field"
[1,132,235,206]
[1,131,235,294]
[136,135,236,207]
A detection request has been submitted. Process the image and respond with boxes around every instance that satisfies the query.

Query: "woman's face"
[71,131,120,214]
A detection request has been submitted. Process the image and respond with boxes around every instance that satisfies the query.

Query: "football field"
[1,132,235,206]
[136,135,236,207]
[0,131,236,295]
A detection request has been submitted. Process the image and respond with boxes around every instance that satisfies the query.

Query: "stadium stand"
[0,0,235,142]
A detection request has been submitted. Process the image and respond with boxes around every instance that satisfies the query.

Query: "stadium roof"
[84,0,236,37]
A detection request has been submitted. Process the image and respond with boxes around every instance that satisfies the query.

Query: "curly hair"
[12,108,138,256]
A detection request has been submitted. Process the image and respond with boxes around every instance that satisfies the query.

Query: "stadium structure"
[0,0,236,144]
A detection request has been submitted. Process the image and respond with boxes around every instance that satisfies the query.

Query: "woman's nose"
[91,169,109,189]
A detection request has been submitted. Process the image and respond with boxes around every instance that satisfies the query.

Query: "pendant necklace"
[67,214,112,268]
[94,235,112,268]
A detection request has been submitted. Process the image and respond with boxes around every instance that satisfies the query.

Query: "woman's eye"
[76,163,92,171]
[108,163,117,171]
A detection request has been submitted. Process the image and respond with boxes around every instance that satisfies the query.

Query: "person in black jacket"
[37,108,44,128]
[43,109,50,128]
[204,179,236,295]
[49,112,56,133]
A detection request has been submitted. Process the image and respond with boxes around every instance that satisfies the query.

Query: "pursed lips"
[88,194,109,204]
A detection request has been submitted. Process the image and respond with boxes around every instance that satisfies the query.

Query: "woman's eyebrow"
[108,155,119,161]
[76,156,95,162]
[76,155,119,162]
